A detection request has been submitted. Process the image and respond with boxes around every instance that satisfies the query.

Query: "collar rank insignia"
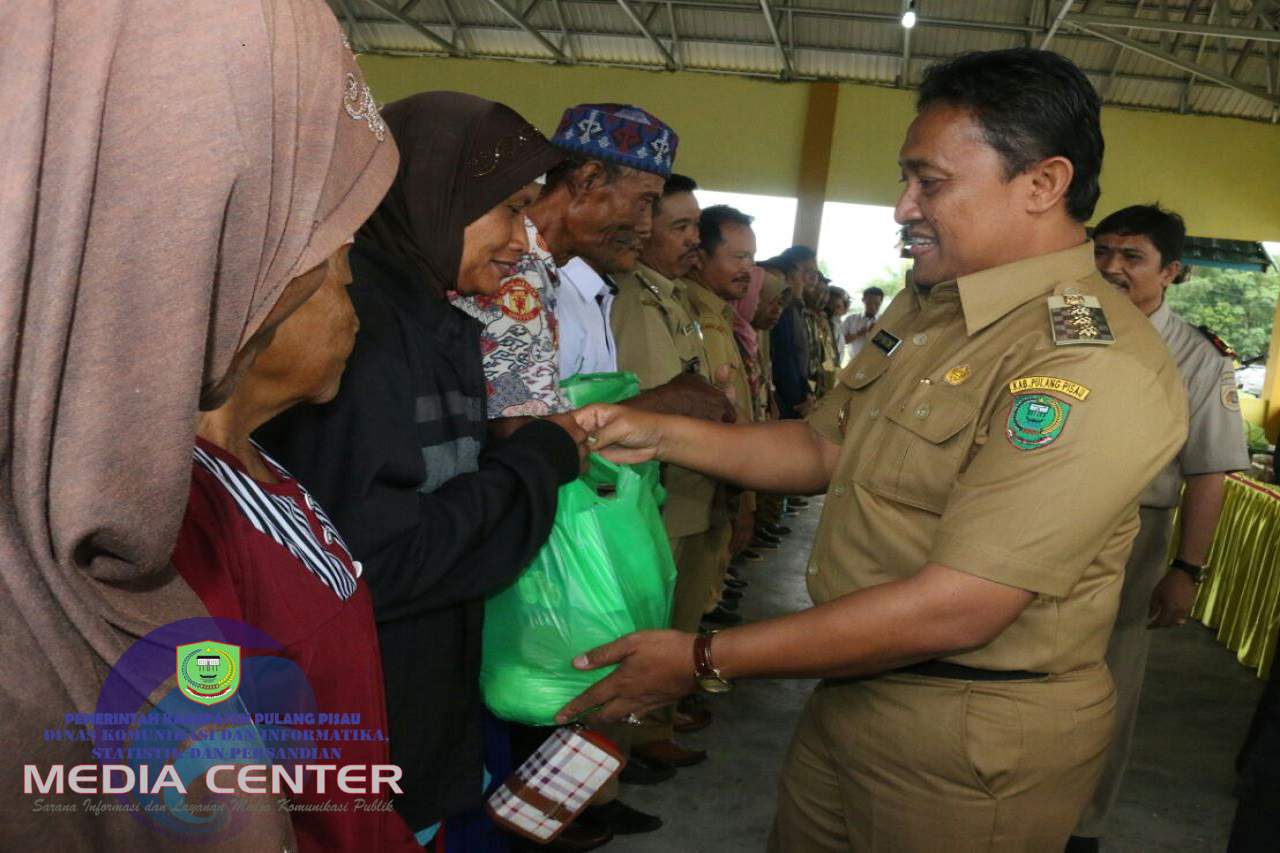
[1196,325,1236,358]
[1048,291,1114,346]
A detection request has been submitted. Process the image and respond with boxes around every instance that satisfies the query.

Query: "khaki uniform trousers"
[671,524,732,635]
[1075,506,1177,837]
[769,664,1116,852]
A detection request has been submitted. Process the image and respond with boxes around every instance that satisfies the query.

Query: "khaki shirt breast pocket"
[854,382,980,514]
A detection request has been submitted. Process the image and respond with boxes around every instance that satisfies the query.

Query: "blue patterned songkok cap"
[552,104,679,177]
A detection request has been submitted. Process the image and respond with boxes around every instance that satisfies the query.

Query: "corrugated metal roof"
[334,0,1280,122]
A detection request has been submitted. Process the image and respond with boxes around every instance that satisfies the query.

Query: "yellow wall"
[358,55,810,198]
[359,54,1280,241]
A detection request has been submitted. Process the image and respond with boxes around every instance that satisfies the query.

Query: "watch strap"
[1169,557,1204,582]
[694,630,719,680]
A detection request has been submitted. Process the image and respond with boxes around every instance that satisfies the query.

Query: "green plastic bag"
[560,371,640,408]
[480,372,676,725]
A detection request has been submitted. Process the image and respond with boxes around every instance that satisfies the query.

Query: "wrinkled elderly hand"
[628,369,736,423]
[555,630,699,725]
[544,411,591,471]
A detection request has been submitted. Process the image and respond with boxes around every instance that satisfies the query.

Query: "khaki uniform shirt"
[611,264,716,538]
[806,243,1188,674]
[1140,300,1250,508]
[688,280,754,426]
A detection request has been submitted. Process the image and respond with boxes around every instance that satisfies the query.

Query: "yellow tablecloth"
[1192,473,1280,679]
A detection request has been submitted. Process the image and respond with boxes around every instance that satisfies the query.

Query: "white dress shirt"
[842,311,879,361]
[556,257,617,379]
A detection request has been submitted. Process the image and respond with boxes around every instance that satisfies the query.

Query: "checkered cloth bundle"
[486,726,625,843]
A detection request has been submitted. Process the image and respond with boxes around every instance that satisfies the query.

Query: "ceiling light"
[902,1,917,29]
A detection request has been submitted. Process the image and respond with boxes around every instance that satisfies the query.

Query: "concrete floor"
[610,498,1265,853]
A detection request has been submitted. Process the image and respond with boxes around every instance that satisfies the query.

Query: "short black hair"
[544,152,624,191]
[664,173,698,196]
[780,245,817,264]
[699,205,753,255]
[1093,204,1186,267]
[864,286,885,298]
[759,255,797,274]
[917,48,1104,222]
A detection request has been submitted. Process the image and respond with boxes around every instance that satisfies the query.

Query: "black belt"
[898,661,1047,682]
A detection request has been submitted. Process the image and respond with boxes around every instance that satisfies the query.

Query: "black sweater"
[256,240,578,831]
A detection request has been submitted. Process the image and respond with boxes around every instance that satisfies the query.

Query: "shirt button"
[912,333,928,346]
[806,562,818,576]
[304,493,316,510]
[854,370,866,381]
[914,404,931,419]
[352,560,364,578]
[323,528,335,545]
[833,485,847,496]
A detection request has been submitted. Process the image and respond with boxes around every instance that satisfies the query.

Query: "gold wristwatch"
[694,630,733,694]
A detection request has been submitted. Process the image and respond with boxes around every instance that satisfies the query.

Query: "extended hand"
[543,411,591,471]
[629,370,736,423]
[571,403,666,465]
[554,630,699,725]
[1149,570,1198,628]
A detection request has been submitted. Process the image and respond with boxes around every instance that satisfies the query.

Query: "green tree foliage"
[853,262,912,301]
[1165,266,1279,361]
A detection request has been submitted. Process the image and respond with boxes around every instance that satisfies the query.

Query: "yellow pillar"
[791,82,840,249]
[1263,291,1280,443]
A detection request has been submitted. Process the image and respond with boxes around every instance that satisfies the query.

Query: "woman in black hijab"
[258,92,587,849]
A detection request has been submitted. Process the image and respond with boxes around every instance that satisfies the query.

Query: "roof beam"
[1066,18,1280,105]
[1041,0,1077,49]
[759,0,794,79]
[1067,10,1280,42]
[437,0,472,56]
[334,0,368,51]
[615,0,680,70]
[483,0,573,61]
[551,0,578,61]
[357,0,463,55]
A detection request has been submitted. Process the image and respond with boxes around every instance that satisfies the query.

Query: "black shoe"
[718,597,740,611]
[741,549,764,562]
[720,588,743,601]
[1064,837,1099,853]
[727,564,742,578]
[783,509,800,517]
[724,578,748,590]
[749,538,779,551]
[763,523,792,537]
[618,753,676,785]
[701,606,743,626]
[788,497,810,508]
[583,800,663,835]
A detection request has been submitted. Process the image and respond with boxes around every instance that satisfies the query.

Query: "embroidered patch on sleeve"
[1006,393,1071,450]
[1007,376,1091,401]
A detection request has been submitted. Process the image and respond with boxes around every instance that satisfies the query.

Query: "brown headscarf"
[0,0,395,846]
[359,91,565,295]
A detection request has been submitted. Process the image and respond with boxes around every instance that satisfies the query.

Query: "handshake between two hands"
[489,370,737,469]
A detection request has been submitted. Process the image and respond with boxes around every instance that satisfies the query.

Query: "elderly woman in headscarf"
[257,93,588,850]
[172,235,424,851]
[1,1,393,850]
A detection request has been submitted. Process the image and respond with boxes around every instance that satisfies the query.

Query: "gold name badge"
[1007,376,1091,401]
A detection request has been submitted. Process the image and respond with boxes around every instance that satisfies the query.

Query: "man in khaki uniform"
[1070,205,1250,851]
[686,205,757,618]
[555,48,1189,852]
[612,176,731,638]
